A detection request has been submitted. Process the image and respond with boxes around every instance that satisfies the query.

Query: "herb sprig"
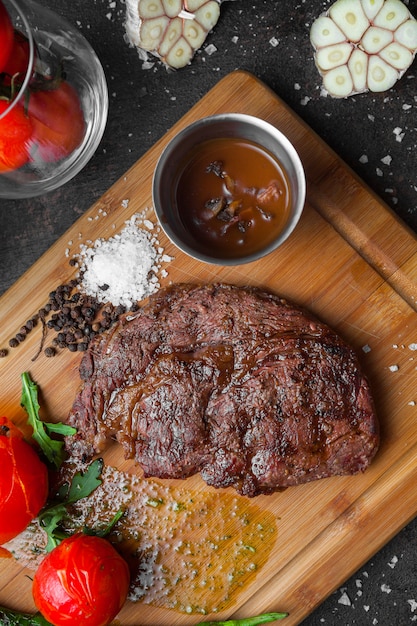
[196,614,288,625]
[20,371,76,468]
[0,606,53,626]
[38,458,104,551]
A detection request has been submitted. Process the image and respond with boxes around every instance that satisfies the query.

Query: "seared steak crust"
[66,283,379,496]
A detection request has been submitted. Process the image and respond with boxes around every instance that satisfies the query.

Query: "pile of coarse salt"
[76,213,172,309]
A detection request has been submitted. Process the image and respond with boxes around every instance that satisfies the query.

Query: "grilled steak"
[66,283,379,496]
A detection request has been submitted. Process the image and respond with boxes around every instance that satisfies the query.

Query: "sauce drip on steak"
[66,283,379,497]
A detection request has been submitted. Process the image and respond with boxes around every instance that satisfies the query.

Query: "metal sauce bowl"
[152,113,306,265]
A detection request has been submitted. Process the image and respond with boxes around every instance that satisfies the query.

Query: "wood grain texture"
[1,70,417,625]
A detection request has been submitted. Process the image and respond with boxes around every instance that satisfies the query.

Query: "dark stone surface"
[1,0,417,623]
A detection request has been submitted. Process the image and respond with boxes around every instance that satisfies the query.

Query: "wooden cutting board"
[1,70,417,625]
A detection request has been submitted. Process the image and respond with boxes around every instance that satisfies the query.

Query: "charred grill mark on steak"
[66,283,379,496]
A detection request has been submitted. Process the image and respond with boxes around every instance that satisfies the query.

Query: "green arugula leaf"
[196,613,288,625]
[38,459,104,551]
[20,372,76,468]
[66,458,103,502]
[0,606,52,625]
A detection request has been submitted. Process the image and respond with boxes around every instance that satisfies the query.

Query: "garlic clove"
[323,64,354,97]
[361,25,393,53]
[165,35,193,67]
[139,0,165,19]
[379,41,412,69]
[159,16,182,56]
[373,0,410,30]
[367,54,399,90]
[162,0,183,18]
[193,1,220,31]
[348,47,368,91]
[316,42,353,71]
[360,0,384,21]
[395,18,417,49]
[185,0,208,9]
[329,0,369,42]
[184,18,207,50]
[310,15,347,49]
[139,15,170,50]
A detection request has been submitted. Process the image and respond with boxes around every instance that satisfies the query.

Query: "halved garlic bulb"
[125,0,221,68]
[310,0,417,97]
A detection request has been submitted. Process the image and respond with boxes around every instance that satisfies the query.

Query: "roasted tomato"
[0,416,48,546]
[0,100,33,172]
[28,80,85,162]
[32,534,130,626]
[0,1,14,73]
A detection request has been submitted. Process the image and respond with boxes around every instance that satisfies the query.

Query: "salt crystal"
[269,37,279,47]
[389,364,399,372]
[77,214,172,308]
[409,343,417,351]
[362,344,371,353]
[388,555,398,568]
[359,154,368,164]
[205,44,217,55]
[381,155,392,165]
[338,590,352,606]
[408,599,417,612]
[381,583,391,593]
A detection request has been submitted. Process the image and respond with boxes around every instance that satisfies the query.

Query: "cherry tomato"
[28,80,85,162]
[0,416,48,545]
[0,100,33,172]
[0,1,14,73]
[33,534,131,626]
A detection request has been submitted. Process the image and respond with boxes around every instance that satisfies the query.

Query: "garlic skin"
[125,0,222,69]
[310,0,417,97]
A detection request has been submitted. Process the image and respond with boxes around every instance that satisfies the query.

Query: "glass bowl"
[0,0,108,198]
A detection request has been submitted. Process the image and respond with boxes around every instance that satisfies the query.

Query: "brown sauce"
[8,462,277,617]
[174,137,291,258]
